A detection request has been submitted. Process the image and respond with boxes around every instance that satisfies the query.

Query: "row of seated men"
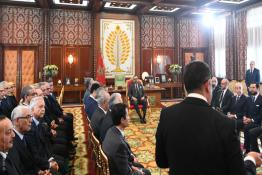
[0,81,76,175]
[211,77,262,154]
[83,80,151,175]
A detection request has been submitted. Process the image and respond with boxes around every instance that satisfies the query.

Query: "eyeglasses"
[29,93,37,97]
[18,115,32,120]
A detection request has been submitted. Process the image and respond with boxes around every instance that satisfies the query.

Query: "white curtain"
[214,17,226,78]
[247,6,262,82]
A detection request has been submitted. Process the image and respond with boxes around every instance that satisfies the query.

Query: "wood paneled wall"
[49,45,92,85]
[0,5,210,86]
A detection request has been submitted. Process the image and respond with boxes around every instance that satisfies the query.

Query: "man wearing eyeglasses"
[9,105,50,175]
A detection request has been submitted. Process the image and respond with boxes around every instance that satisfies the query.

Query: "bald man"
[218,79,233,114]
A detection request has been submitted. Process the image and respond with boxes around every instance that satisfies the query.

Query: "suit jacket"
[102,126,134,175]
[25,120,51,170]
[229,94,248,119]
[0,98,13,119]
[84,96,98,119]
[47,94,64,117]
[128,82,145,99]
[211,85,221,108]
[219,89,234,114]
[99,111,114,142]
[247,95,262,126]
[90,107,107,139]
[10,132,39,175]
[245,68,260,87]
[6,95,17,110]
[155,97,249,175]
[0,153,22,175]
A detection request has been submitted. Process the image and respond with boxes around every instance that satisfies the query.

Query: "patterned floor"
[64,103,262,175]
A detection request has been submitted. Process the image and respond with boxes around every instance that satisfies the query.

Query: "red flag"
[96,51,106,85]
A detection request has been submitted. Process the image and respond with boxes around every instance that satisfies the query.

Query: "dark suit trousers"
[249,126,262,152]
[130,98,147,118]
[244,123,260,152]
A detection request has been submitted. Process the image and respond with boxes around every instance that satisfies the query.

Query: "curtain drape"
[214,17,226,78]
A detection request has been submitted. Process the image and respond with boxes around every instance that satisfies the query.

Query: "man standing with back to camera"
[155,61,262,175]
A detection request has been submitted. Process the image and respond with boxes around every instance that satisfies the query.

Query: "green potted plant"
[168,64,182,82]
[43,65,58,81]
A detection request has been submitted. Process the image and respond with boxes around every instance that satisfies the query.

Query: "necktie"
[252,96,255,103]
[219,90,224,108]
[236,96,239,104]
[22,137,27,148]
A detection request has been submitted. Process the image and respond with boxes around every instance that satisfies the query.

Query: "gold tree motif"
[105,25,130,72]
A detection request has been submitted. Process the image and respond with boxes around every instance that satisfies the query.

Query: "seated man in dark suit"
[25,97,61,173]
[0,82,14,119]
[5,82,17,111]
[243,83,262,153]
[155,61,262,175]
[246,61,260,94]
[99,93,123,142]
[218,78,233,114]
[90,87,110,139]
[20,85,37,106]
[47,81,75,142]
[128,76,147,123]
[10,105,50,175]
[84,82,100,119]
[211,76,221,108]
[0,115,23,175]
[102,103,151,175]
[227,82,248,134]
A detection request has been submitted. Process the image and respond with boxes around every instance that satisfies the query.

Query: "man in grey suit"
[102,103,151,175]
[90,87,110,139]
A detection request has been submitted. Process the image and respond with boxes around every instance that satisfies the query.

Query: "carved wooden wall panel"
[179,18,208,48]
[0,6,42,45]
[141,15,174,48]
[21,50,35,87]
[49,9,92,45]
[4,50,18,84]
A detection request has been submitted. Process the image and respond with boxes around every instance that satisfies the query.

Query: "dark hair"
[250,83,260,89]
[111,103,127,126]
[0,115,7,122]
[90,83,100,93]
[183,61,211,93]
[21,86,33,100]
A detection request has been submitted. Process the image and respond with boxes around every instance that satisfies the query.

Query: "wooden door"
[182,48,207,66]
[3,47,37,97]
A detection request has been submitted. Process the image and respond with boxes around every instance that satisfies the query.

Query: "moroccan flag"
[96,51,106,85]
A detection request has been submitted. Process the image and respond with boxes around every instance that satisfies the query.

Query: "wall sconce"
[157,55,161,64]
[68,54,74,65]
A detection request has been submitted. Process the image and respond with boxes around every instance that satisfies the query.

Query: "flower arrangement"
[43,65,58,77]
[168,64,182,75]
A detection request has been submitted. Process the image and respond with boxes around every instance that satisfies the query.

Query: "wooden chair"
[91,133,101,175]
[99,145,110,175]
[87,123,93,153]
[125,78,150,116]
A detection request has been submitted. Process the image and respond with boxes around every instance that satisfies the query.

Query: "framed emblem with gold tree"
[100,19,135,78]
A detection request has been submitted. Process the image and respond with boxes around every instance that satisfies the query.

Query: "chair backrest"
[115,74,125,87]
[91,133,101,174]
[100,146,110,175]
